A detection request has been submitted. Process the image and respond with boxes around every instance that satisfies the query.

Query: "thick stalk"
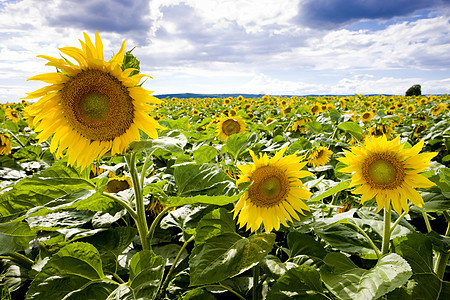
[434,213,450,280]
[422,211,432,233]
[102,192,138,220]
[381,206,392,256]
[253,264,260,300]
[126,153,150,250]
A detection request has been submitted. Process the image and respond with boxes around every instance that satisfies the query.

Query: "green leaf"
[305,121,323,133]
[26,210,95,231]
[195,207,236,244]
[267,265,327,300]
[0,259,29,293]
[189,232,275,286]
[26,242,106,299]
[62,280,118,300]
[79,227,137,273]
[225,132,258,161]
[173,163,238,197]
[128,250,165,300]
[0,221,36,254]
[287,231,327,259]
[127,130,187,154]
[388,231,450,299]
[320,252,412,300]
[162,193,242,209]
[193,145,219,164]
[183,288,216,300]
[0,286,11,300]
[337,121,363,140]
[309,181,350,202]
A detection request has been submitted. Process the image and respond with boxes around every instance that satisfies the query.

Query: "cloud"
[46,0,152,45]
[296,0,450,29]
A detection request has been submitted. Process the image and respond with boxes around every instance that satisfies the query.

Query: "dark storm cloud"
[47,0,151,45]
[296,0,450,29]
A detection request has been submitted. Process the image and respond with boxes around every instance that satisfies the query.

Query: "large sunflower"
[24,32,164,169]
[216,116,246,141]
[233,146,312,232]
[338,135,437,214]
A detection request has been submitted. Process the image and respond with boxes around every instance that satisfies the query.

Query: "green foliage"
[405,84,421,96]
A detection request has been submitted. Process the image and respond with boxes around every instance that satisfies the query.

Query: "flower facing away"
[233,146,312,232]
[0,133,12,155]
[216,116,246,141]
[24,32,164,169]
[104,176,132,193]
[338,135,437,214]
[308,146,333,167]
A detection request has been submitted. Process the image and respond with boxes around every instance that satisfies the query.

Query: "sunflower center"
[80,92,110,121]
[60,69,135,141]
[362,153,405,189]
[248,166,290,207]
[222,119,240,135]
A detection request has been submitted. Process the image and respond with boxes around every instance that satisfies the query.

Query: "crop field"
[0,32,449,300]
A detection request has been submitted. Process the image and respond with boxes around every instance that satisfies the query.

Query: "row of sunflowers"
[0,32,449,300]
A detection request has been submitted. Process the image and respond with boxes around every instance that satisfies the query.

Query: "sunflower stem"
[102,191,138,220]
[252,263,260,300]
[422,211,433,233]
[389,211,407,234]
[6,129,25,148]
[158,235,194,297]
[434,214,450,280]
[346,220,381,260]
[381,206,392,256]
[147,206,171,249]
[2,252,34,269]
[126,153,150,251]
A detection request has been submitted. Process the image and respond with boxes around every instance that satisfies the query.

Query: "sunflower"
[406,104,415,113]
[360,111,373,123]
[338,135,437,214]
[310,103,321,115]
[233,147,312,232]
[0,133,12,155]
[308,146,333,167]
[23,32,164,169]
[5,108,21,122]
[216,116,246,141]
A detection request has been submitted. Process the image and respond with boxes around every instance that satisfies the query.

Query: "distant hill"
[153,93,398,99]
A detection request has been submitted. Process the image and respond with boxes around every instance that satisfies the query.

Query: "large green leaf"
[0,176,93,218]
[173,163,238,197]
[193,145,219,164]
[26,242,106,299]
[309,181,350,202]
[337,121,363,140]
[162,193,242,209]
[62,280,118,300]
[320,252,412,300]
[0,259,30,293]
[126,130,187,154]
[189,232,275,286]
[26,210,95,231]
[0,221,36,254]
[182,288,216,300]
[387,232,450,299]
[225,132,258,161]
[195,207,236,244]
[79,227,137,273]
[107,250,165,300]
[267,265,327,300]
[287,231,327,259]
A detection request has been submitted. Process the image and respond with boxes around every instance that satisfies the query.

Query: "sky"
[1,0,450,103]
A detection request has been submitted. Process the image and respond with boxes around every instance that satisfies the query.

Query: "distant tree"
[405,84,421,96]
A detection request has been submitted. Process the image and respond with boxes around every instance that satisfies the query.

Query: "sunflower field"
[1,33,450,300]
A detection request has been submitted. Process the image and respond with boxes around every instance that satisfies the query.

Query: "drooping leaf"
[182,288,216,300]
[128,250,165,300]
[320,252,412,300]
[267,265,327,300]
[62,280,118,300]
[127,130,187,154]
[337,121,363,140]
[189,232,275,286]
[193,145,219,164]
[0,221,36,255]
[195,207,236,244]
[26,242,106,299]
[225,132,258,161]
[287,231,327,260]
